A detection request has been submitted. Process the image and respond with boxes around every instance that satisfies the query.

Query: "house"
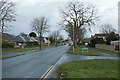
[93,33,119,40]
[2,33,18,48]
[93,33,120,51]
[93,34,107,39]
[14,34,39,48]
[43,37,51,46]
[111,40,120,51]
[2,33,16,42]
[2,33,51,48]
[82,38,91,44]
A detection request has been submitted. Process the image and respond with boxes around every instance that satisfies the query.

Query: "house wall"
[95,44,116,51]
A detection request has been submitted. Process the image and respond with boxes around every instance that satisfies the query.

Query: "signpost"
[82,48,89,52]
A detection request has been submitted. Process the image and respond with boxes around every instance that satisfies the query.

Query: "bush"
[90,38,105,48]
[26,42,39,47]
[2,41,15,48]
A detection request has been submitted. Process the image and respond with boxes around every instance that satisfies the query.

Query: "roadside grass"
[56,59,118,78]
[2,44,55,53]
[2,47,37,53]
[95,48,120,55]
[41,44,56,49]
[68,46,103,56]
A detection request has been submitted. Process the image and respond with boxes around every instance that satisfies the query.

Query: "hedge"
[2,41,15,48]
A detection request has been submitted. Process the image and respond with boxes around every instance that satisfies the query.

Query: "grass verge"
[2,47,37,53]
[56,59,118,78]
[68,46,103,56]
[95,48,120,55]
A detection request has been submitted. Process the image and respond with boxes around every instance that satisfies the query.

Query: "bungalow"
[93,34,107,39]
[43,37,51,46]
[2,33,16,42]
[14,34,39,48]
[93,33,119,41]
[2,33,51,48]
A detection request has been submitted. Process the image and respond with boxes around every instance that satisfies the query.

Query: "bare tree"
[60,1,99,49]
[66,22,86,42]
[30,16,49,50]
[0,0,16,33]
[101,24,117,34]
[50,30,60,46]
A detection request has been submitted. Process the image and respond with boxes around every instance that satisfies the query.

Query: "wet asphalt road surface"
[2,45,119,79]
[2,45,70,78]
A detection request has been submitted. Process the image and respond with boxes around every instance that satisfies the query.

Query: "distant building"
[2,33,51,48]
[2,33,16,42]
[93,33,120,51]
[69,40,73,46]
[111,40,120,51]
[82,38,91,43]
[93,34,107,39]
[43,37,51,46]
[93,33,119,39]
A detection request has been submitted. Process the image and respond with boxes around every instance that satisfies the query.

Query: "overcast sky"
[9,0,119,38]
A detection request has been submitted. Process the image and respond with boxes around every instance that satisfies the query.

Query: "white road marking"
[40,66,53,79]
[40,65,55,80]
[44,65,55,79]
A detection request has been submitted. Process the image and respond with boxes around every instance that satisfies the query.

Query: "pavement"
[2,50,37,59]
[2,47,54,59]
[1,45,119,79]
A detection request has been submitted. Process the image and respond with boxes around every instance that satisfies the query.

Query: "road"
[2,45,119,79]
[2,45,70,78]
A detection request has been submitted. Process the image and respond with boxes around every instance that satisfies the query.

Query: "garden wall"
[95,44,115,51]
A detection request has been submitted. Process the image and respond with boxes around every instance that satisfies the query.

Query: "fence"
[95,44,115,51]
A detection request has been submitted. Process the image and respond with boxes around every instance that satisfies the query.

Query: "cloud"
[9,0,119,37]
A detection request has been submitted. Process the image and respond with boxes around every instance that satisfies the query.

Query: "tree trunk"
[1,19,4,34]
[55,38,57,47]
[39,33,42,50]
[39,37,41,50]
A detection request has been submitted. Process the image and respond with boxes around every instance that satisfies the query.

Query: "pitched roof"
[15,36,24,42]
[94,34,107,36]
[94,33,119,37]
[82,38,91,42]
[31,37,39,42]
[2,33,16,42]
[15,36,39,42]
[2,33,45,43]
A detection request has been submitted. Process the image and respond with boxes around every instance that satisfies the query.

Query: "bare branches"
[60,1,99,30]
[30,16,49,36]
[0,0,16,33]
[49,30,60,46]
[59,1,99,47]
[30,16,49,50]
[101,24,117,34]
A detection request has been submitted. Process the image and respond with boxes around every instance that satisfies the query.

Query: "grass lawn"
[95,48,120,55]
[56,59,118,78]
[41,45,55,49]
[68,46,103,56]
[2,47,37,53]
[2,44,55,53]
